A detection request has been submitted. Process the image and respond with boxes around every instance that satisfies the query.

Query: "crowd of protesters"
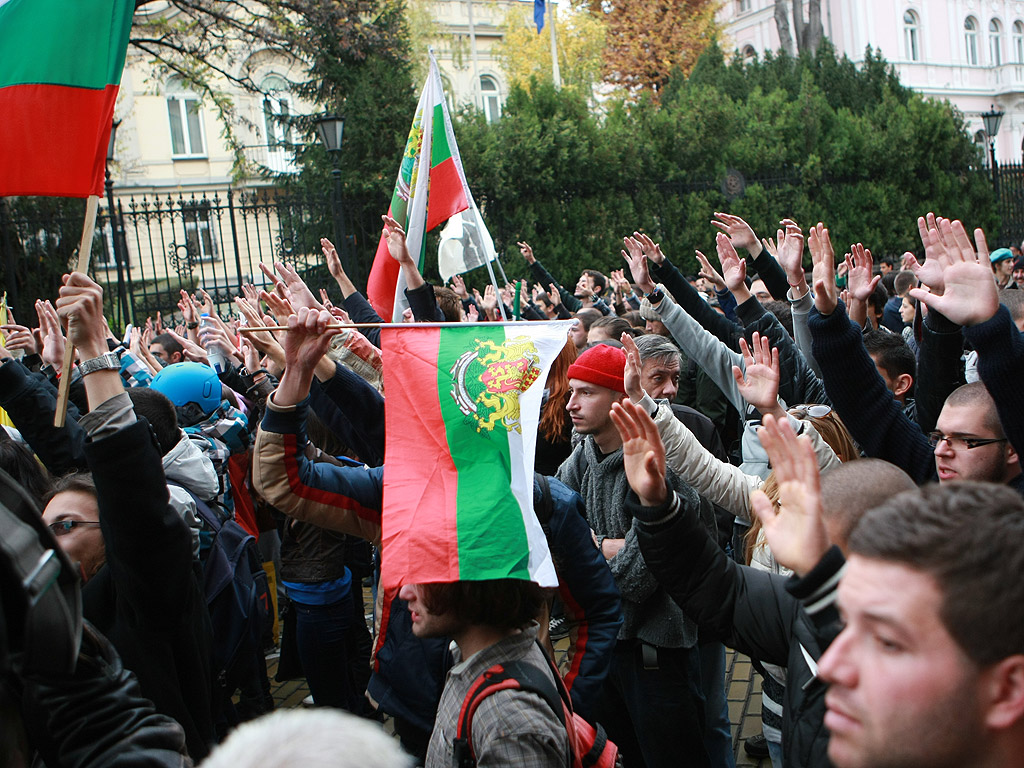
[2,208,1024,768]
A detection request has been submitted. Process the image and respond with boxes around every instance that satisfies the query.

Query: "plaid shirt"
[426,623,569,768]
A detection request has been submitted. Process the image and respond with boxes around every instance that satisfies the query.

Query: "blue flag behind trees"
[534,0,545,32]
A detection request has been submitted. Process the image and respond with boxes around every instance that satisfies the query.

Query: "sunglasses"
[788,404,833,419]
[48,520,101,536]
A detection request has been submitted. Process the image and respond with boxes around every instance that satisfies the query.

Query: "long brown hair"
[539,338,577,443]
[745,408,859,565]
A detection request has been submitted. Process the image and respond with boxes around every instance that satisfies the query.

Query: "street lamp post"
[982,104,1005,198]
[105,119,132,329]
[314,114,351,284]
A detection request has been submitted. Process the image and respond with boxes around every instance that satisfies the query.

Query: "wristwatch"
[78,352,120,376]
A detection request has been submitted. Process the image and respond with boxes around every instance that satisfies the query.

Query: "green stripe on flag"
[0,0,134,90]
[430,103,453,168]
[437,325,531,581]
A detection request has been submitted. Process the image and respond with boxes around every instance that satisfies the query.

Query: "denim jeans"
[293,592,360,712]
[699,641,736,768]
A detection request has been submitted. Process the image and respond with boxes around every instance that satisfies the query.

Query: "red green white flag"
[379,322,573,589]
[0,0,134,198]
[367,53,471,322]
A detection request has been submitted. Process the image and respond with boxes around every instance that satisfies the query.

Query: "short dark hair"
[893,270,916,296]
[420,579,548,632]
[0,440,52,506]
[45,472,97,505]
[582,269,607,295]
[870,281,889,314]
[151,333,184,357]
[762,300,793,339]
[433,286,462,323]
[819,459,916,545]
[590,315,632,339]
[881,271,898,297]
[849,482,1024,665]
[574,308,602,332]
[944,382,1002,436]
[127,388,181,457]
[863,330,916,384]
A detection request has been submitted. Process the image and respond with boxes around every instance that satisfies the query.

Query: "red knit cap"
[566,344,626,393]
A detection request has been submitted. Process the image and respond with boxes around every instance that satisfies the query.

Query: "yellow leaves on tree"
[597,0,721,98]
[496,3,606,95]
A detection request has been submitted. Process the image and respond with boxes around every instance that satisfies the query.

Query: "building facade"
[720,0,1024,165]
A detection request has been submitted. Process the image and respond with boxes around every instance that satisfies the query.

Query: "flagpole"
[54,194,99,428]
[239,320,576,332]
[493,253,509,285]
[548,0,561,89]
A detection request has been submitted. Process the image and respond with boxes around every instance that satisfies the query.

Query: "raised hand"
[844,243,880,302]
[2,322,39,356]
[275,307,345,407]
[481,284,498,316]
[732,332,781,415]
[750,414,831,577]
[548,283,562,307]
[622,235,656,294]
[633,232,666,265]
[178,289,199,326]
[517,241,536,264]
[198,322,243,367]
[621,332,645,403]
[715,232,748,295]
[694,250,726,292]
[259,288,295,326]
[466,303,479,323]
[275,261,322,312]
[36,300,66,368]
[450,274,469,299]
[902,214,947,293]
[55,273,107,359]
[321,237,345,279]
[531,282,547,303]
[907,221,998,326]
[382,215,413,265]
[712,212,760,254]
[196,289,216,318]
[808,222,837,315]
[777,220,805,288]
[610,400,668,507]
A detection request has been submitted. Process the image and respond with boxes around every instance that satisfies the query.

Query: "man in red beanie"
[557,343,715,768]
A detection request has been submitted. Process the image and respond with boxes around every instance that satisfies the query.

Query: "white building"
[720,1,1024,165]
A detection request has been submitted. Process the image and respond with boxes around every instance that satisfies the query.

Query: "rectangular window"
[167,96,205,157]
[183,206,218,261]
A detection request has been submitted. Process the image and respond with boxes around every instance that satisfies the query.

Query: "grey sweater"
[557,437,714,648]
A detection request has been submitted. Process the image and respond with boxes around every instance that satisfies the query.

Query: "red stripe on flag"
[0,82,117,197]
[380,326,461,589]
[425,156,469,232]
[367,215,400,321]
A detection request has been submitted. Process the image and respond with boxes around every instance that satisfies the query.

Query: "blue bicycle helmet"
[150,362,221,425]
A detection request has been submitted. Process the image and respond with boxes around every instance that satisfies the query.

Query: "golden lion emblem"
[450,336,542,433]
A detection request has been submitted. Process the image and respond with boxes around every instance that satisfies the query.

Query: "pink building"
[721,1,1024,164]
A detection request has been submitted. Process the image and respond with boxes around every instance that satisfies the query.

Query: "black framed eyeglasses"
[927,432,1008,451]
[47,520,102,536]
[788,404,833,419]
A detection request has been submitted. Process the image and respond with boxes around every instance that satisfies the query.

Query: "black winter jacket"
[627,485,845,768]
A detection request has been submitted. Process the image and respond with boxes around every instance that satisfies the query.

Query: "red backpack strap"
[453,660,568,768]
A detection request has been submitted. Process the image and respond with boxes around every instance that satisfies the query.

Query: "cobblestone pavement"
[265,589,770,767]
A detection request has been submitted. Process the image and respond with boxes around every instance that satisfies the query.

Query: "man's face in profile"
[819,556,983,768]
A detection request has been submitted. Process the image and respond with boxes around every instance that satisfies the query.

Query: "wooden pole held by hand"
[54,195,99,428]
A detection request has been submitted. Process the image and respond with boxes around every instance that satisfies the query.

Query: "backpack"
[453,647,620,768]
[169,482,269,693]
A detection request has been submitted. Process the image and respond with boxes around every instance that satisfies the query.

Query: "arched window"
[166,78,205,157]
[742,45,757,62]
[904,10,920,61]
[965,17,979,65]
[260,74,293,147]
[976,129,990,166]
[990,19,1003,66]
[480,75,500,123]
[1013,21,1023,63]
[737,0,751,12]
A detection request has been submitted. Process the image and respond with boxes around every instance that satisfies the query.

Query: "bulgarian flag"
[379,321,573,589]
[367,53,471,322]
[0,0,134,197]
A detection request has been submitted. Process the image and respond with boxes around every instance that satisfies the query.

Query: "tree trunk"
[774,0,795,55]
[791,0,805,52]
[804,0,823,54]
